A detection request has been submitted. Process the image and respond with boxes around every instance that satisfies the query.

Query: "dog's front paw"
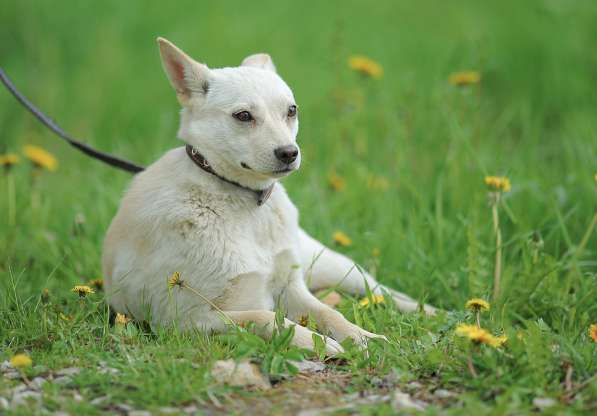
[340,324,388,348]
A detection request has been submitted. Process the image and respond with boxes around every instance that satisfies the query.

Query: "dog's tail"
[0,68,145,174]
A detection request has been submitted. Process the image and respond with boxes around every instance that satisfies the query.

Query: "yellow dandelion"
[88,279,104,291]
[455,324,506,348]
[23,145,58,171]
[328,172,346,191]
[491,335,508,348]
[0,153,20,168]
[10,353,32,369]
[333,231,352,247]
[465,298,490,312]
[359,294,385,308]
[449,71,481,86]
[167,271,183,289]
[71,285,94,298]
[298,315,309,327]
[348,55,383,79]
[484,176,511,193]
[590,324,597,343]
[115,313,131,326]
[367,175,390,191]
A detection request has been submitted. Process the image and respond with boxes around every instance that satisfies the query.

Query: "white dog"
[102,38,434,354]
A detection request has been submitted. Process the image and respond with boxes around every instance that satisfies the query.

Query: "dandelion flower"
[492,335,508,347]
[348,55,383,79]
[298,315,309,327]
[455,324,506,348]
[10,354,32,369]
[115,313,131,326]
[328,172,346,191]
[590,324,597,343]
[0,153,20,168]
[465,298,490,312]
[23,145,58,171]
[71,285,94,298]
[367,175,390,191]
[484,176,511,192]
[359,294,385,308]
[89,279,104,291]
[449,71,481,86]
[167,271,183,289]
[333,231,352,247]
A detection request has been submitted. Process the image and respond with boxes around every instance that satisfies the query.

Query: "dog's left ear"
[241,53,277,73]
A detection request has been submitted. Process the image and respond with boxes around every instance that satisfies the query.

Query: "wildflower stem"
[7,172,16,226]
[181,282,235,326]
[491,199,502,302]
[476,311,481,328]
[467,351,478,378]
[563,212,597,297]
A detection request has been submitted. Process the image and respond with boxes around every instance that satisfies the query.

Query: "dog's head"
[157,37,300,188]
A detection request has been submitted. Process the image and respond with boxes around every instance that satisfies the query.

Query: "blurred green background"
[1,0,596,310]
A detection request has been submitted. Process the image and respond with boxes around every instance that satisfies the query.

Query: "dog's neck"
[185,144,275,205]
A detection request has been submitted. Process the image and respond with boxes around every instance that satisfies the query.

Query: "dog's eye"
[233,111,254,122]
[287,105,297,118]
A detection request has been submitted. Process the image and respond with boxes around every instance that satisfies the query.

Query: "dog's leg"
[282,278,387,347]
[298,229,436,315]
[222,310,344,355]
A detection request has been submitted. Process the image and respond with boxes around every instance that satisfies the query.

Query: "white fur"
[102,38,434,354]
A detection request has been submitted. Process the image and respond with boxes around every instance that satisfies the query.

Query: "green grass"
[1,0,596,414]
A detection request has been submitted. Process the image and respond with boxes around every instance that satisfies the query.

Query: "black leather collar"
[185,144,274,206]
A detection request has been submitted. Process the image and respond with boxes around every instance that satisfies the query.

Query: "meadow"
[1,0,596,414]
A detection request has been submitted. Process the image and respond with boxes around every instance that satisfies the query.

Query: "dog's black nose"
[274,145,299,164]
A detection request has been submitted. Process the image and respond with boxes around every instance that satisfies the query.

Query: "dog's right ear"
[157,37,210,106]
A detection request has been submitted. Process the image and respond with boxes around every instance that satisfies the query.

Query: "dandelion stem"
[491,199,502,302]
[476,311,481,328]
[467,351,478,378]
[7,172,16,226]
[563,212,597,296]
[181,282,235,326]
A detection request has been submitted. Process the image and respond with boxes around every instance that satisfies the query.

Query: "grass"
[1,0,596,414]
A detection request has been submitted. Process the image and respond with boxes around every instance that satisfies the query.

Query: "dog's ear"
[241,53,277,73]
[157,37,210,106]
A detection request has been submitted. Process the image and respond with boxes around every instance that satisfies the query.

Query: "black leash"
[0,68,145,174]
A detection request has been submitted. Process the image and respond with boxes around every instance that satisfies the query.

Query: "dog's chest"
[178,186,298,282]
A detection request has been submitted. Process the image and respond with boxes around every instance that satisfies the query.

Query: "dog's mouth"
[241,162,297,176]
